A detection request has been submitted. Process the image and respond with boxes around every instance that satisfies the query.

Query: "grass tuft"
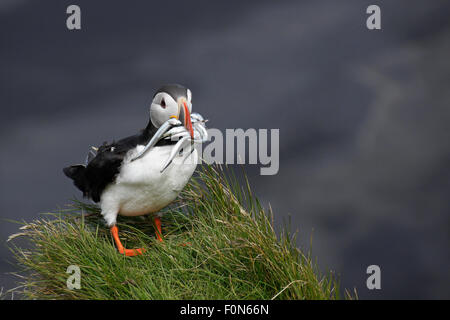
[7,165,343,300]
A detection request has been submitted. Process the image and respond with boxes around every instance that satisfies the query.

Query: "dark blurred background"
[1,0,449,299]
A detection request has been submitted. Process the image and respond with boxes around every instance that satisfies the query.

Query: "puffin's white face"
[150,92,178,128]
[150,88,193,136]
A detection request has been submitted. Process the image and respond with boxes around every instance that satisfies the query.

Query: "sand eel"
[63,84,208,256]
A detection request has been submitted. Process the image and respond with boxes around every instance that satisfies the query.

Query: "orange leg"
[154,217,163,242]
[153,217,191,246]
[110,225,145,256]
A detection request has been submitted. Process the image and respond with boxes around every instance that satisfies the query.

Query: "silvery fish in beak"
[63,84,208,256]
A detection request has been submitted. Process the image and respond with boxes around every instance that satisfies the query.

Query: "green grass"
[7,165,346,300]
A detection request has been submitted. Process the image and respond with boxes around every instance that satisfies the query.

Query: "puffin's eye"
[160,98,166,108]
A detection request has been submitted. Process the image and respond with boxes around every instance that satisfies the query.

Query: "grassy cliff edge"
[8,165,344,299]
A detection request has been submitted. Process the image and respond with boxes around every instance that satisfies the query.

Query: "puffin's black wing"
[63,123,178,202]
[64,132,147,203]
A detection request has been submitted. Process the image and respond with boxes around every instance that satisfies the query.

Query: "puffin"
[63,84,208,256]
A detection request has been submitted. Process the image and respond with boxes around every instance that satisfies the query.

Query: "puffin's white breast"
[100,144,198,217]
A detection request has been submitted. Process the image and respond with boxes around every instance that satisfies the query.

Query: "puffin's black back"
[154,84,188,100]
[63,122,176,203]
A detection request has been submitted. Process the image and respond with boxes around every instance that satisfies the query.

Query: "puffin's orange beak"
[182,101,194,139]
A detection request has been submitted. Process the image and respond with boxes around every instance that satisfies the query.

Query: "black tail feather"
[63,165,88,196]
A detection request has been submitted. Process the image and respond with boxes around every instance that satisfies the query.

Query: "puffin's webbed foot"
[110,225,146,256]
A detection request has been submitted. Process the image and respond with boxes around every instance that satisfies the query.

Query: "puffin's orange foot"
[121,247,145,257]
[154,217,164,242]
[153,217,189,246]
[110,225,145,257]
